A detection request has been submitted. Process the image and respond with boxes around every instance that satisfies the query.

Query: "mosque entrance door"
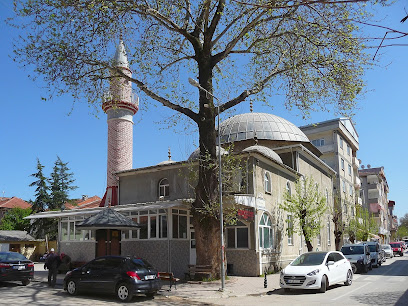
[96,229,121,257]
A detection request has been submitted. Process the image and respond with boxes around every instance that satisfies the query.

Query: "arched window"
[259,213,273,249]
[264,172,271,193]
[286,181,291,196]
[158,178,169,198]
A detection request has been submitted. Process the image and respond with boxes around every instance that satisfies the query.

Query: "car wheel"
[378,260,382,267]
[21,279,30,286]
[351,263,357,274]
[319,275,327,293]
[362,264,368,273]
[344,270,352,286]
[401,253,404,257]
[66,280,78,296]
[117,283,133,302]
[368,262,373,271]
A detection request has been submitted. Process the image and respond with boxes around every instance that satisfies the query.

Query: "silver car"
[382,244,394,258]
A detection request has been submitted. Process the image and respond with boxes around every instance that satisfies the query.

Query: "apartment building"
[359,166,391,243]
[300,118,361,245]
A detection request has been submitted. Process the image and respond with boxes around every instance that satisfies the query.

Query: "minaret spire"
[100,39,138,207]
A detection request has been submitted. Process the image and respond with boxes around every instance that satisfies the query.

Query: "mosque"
[28,40,337,278]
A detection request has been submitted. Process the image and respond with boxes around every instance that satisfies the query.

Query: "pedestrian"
[44,248,61,288]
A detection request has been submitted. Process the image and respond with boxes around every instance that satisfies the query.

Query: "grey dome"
[219,113,309,144]
[188,146,228,161]
[157,159,177,165]
[242,145,283,164]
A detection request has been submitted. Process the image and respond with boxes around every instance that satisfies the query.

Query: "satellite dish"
[358,159,362,164]
[367,164,371,169]
[361,165,365,169]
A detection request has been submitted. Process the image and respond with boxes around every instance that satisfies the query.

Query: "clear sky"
[0,1,407,219]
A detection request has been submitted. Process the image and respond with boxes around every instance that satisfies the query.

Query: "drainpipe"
[252,157,262,275]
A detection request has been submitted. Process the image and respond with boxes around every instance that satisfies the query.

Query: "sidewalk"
[157,273,281,300]
[33,263,281,301]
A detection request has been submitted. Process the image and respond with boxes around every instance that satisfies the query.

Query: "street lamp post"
[188,78,225,291]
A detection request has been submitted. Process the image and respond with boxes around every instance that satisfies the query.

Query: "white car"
[280,251,353,293]
[382,244,394,258]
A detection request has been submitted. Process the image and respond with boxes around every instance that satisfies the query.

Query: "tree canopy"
[11,0,383,275]
[281,176,327,252]
[0,207,31,231]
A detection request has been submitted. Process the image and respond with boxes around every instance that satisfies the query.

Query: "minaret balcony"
[102,90,139,114]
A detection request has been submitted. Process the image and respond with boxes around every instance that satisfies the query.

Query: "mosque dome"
[157,159,177,165]
[188,146,228,161]
[219,112,309,144]
[242,145,283,164]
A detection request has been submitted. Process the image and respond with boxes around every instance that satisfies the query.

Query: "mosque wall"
[60,241,95,263]
[119,166,193,204]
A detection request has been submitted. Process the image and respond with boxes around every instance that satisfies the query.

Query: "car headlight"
[307,269,320,276]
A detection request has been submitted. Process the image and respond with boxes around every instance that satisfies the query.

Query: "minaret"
[100,39,138,207]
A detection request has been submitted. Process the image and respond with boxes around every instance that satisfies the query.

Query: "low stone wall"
[122,239,189,279]
[226,249,259,276]
[59,241,95,263]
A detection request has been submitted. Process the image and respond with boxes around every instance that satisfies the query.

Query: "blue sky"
[0,1,407,219]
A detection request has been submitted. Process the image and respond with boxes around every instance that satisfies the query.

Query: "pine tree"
[29,158,55,239]
[29,158,50,212]
[49,156,77,210]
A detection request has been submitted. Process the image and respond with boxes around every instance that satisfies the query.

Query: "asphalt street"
[0,254,407,305]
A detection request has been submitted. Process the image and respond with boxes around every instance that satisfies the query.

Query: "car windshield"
[341,246,364,255]
[0,252,28,261]
[290,252,327,266]
[368,245,377,252]
[382,245,390,250]
[390,243,400,248]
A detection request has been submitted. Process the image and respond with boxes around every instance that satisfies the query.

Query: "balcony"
[368,189,379,200]
[354,176,361,189]
[369,203,380,213]
[316,143,335,153]
[353,157,360,169]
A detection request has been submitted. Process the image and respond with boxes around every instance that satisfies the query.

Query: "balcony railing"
[353,157,360,169]
[102,90,139,108]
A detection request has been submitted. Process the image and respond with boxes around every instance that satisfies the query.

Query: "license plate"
[13,266,24,270]
[287,279,300,283]
[145,275,155,280]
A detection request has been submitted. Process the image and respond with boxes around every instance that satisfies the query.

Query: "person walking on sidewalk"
[44,248,61,288]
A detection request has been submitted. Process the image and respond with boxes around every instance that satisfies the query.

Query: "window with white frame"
[129,209,168,240]
[227,221,249,249]
[287,215,294,245]
[326,189,329,206]
[259,213,273,249]
[327,216,331,245]
[311,138,325,147]
[159,178,170,198]
[264,172,271,194]
[348,164,352,176]
[347,144,351,155]
[342,180,346,193]
[341,158,345,171]
[172,209,188,239]
[286,181,291,196]
[339,136,344,149]
[317,231,321,246]
[349,184,353,196]
[60,216,94,241]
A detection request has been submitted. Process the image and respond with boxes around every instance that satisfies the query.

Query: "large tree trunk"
[191,52,225,278]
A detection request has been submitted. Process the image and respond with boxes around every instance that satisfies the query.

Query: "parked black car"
[0,251,34,285]
[63,255,161,302]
